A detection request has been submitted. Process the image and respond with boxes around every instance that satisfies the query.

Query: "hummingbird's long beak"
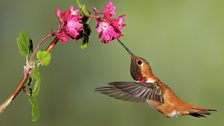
[117,39,134,56]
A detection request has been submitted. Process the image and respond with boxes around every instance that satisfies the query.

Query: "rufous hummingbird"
[96,39,216,118]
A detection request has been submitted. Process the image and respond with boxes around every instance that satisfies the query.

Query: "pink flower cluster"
[95,2,126,44]
[55,1,125,44]
[56,6,83,44]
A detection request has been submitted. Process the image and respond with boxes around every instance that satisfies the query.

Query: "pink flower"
[56,6,83,44]
[66,18,83,38]
[96,21,115,43]
[94,2,125,44]
[112,15,126,33]
[56,32,70,44]
[101,1,116,18]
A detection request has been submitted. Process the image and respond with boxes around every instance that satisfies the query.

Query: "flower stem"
[87,15,100,19]
[46,37,59,52]
[29,34,53,63]
[0,37,59,113]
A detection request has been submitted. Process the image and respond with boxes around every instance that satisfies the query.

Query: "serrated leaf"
[17,32,32,56]
[29,62,40,90]
[32,80,40,97]
[37,50,51,66]
[32,67,40,96]
[29,96,39,122]
[31,63,40,96]
[29,62,40,122]
[31,62,40,80]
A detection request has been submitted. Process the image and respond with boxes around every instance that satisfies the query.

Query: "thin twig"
[29,34,53,63]
[0,37,59,113]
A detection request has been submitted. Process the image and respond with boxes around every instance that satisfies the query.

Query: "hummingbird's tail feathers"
[95,82,164,103]
[187,106,217,118]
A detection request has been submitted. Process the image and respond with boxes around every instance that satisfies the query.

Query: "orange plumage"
[96,39,216,118]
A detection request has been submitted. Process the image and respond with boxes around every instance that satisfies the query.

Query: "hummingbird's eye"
[137,60,142,65]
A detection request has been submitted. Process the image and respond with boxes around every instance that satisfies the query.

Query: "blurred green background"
[0,0,223,125]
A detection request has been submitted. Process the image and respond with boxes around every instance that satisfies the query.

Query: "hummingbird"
[95,39,216,118]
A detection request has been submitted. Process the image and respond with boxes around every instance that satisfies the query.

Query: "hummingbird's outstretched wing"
[95,82,164,103]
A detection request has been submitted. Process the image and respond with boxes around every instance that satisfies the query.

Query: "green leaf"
[81,35,89,49]
[31,63,40,96]
[31,62,40,80]
[81,42,88,49]
[29,96,40,122]
[81,5,90,16]
[76,0,82,9]
[37,50,51,66]
[29,62,40,122]
[17,32,32,56]
[32,80,40,97]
